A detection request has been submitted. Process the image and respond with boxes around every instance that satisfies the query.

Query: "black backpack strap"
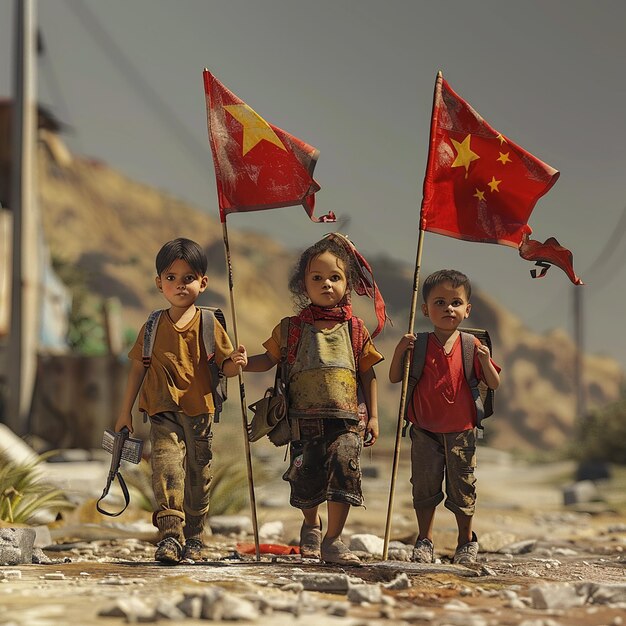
[142,309,164,367]
[402,332,428,436]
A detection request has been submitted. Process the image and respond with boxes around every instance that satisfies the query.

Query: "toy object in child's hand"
[101,428,144,464]
[97,427,144,516]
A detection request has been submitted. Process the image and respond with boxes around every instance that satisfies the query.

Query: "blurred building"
[0,99,71,347]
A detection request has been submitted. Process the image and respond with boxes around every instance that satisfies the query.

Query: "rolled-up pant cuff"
[444,500,475,517]
[413,492,444,511]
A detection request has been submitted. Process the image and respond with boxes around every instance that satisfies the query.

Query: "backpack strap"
[348,317,365,365]
[142,309,164,367]
[402,332,429,436]
[460,331,485,429]
[278,317,290,363]
[199,307,228,423]
[277,317,299,441]
[200,307,217,359]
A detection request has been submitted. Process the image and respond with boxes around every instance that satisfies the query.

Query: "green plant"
[0,456,74,523]
[51,255,107,355]
[209,459,262,516]
[122,455,265,517]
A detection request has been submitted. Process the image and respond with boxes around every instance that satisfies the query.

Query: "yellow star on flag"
[488,176,501,192]
[497,152,512,165]
[224,104,286,156]
[473,188,486,201]
[451,134,480,178]
[496,133,507,145]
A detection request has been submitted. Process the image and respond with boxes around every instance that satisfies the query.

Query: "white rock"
[347,582,382,604]
[259,520,284,540]
[382,573,411,590]
[349,533,384,556]
[530,583,587,609]
[208,515,253,536]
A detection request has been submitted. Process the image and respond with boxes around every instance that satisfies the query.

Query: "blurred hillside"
[38,146,624,453]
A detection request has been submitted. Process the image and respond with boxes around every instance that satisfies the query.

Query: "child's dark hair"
[289,237,359,310]
[155,238,208,277]
[422,269,471,301]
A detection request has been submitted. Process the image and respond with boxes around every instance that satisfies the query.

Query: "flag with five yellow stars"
[421,72,581,284]
[203,70,333,223]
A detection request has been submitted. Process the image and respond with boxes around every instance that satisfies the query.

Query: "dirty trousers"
[409,425,477,517]
[283,418,363,509]
[149,411,213,539]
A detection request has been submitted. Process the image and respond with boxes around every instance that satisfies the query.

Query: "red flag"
[518,233,583,285]
[203,70,334,224]
[421,72,581,284]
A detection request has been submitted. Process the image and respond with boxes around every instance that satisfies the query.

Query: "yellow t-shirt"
[128,308,233,417]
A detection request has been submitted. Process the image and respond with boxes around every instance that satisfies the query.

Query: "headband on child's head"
[324,232,389,338]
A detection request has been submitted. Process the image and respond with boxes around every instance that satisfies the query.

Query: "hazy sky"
[1,0,626,371]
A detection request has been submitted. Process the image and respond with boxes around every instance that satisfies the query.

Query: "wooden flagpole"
[382,227,425,560]
[383,72,442,559]
[221,220,261,561]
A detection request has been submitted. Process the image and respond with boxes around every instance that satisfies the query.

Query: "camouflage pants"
[409,426,477,517]
[149,411,213,536]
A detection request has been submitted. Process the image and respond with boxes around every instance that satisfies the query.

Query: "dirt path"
[1,446,625,625]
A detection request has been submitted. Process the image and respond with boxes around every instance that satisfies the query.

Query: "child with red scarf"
[244,233,387,565]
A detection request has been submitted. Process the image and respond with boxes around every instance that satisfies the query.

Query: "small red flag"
[421,72,581,284]
[203,70,334,224]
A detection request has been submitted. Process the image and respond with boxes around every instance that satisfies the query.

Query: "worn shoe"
[299,519,322,560]
[411,537,434,563]
[321,536,361,566]
[155,537,183,564]
[453,532,479,564]
[182,538,205,562]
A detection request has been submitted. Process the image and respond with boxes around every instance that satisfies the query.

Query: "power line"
[62,0,210,174]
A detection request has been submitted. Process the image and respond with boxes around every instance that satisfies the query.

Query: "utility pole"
[573,286,585,419]
[6,0,39,434]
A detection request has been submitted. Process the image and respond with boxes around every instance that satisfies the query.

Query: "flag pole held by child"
[203,69,334,561]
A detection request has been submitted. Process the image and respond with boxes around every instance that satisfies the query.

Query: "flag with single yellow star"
[420,72,581,284]
[203,70,333,223]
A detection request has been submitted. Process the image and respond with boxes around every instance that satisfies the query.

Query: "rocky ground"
[1,441,626,626]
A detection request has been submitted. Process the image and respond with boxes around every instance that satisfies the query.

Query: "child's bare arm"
[114,360,147,434]
[389,334,415,383]
[359,367,378,447]
[477,344,500,389]
[244,352,279,372]
[222,346,248,377]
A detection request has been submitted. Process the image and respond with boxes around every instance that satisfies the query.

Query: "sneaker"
[452,532,479,564]
[155,537,183,564]
[411,537,434,563]
[182,538,205,562]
